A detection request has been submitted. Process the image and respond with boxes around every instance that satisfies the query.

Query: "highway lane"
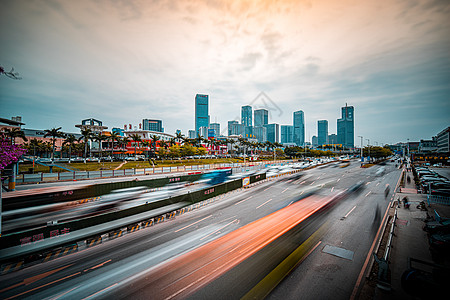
[0,160,399,299]
[268,160,401,300]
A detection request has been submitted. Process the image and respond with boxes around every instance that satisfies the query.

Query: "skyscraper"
[253,126,267,142]
[195,94,209,134]
[293,111,305,146]
[318,120,328,146]
[228,120,238,136]
[337,104,354,148]
[281,125,294,144]
[254,109,268,127]
[264,123,279,143]
[241,106,252,127]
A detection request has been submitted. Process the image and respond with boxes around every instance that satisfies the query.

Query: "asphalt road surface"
[0,160,401,299]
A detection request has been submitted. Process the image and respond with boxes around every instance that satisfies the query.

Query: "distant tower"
[293,111,305,146]
[337,104,354,148]
[195,94,210,134]
[318,120,328,146]
[241,106,252,127]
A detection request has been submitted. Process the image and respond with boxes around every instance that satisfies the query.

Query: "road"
[0,160,401,299]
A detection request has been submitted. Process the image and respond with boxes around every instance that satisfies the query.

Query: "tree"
[169,144,181,158]
[0,133,27,171]
[63,134,77,161]
[116,137,129,159]
[129,134,142,159]
[79,128,92,163]
[140,140,151,159]
[150,135,160,154]
[175,132,184,145]
[197,147,207,156]
[44,127,64,161]
[109,131,121,159]
[93,133,107,160]
[3,127,27,145]
[181,144,196,157]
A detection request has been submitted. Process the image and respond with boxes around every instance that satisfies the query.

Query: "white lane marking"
[343,206,357,219]
[300,180,306,184]
[281,187,289,193]
[331,187,334,192]
[256,198,272,209]
[376,182,380,186]
[366,182,371,185]
[310,181,315,186]
[365,191,371,197]
[200,219,237,241]
[234,196,253,206]
[299,191,304,195]
[175,215,213,232]
[263,186,271,191]
[337,178,341,182]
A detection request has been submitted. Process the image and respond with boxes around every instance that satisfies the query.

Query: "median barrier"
[0,174,265,263]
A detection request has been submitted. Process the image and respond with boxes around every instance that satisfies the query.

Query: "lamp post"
[366,139,370,163]
[358,136,363,166]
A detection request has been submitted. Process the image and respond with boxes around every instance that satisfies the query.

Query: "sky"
[1,0,449,146]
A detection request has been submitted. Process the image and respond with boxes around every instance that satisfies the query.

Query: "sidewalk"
[372,168,449,299]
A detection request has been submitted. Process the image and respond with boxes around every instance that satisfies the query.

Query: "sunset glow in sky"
[1,0,449,144]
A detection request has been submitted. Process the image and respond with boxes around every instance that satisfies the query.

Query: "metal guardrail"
[373,208,398,290]
[13,160,291,184]
[426,194,450,206]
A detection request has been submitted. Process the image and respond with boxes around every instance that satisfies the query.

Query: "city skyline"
[1,0,449,144]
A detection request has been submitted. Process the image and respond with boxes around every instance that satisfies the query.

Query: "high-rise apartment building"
[293,111,305,146]
[142,119,163,132]
[254,109,268,127]
[230,123,245,136]
[281,125,294,144]
[188,130,196,139]
[328,134,338,145]
[337,104,354,148]
[264,123,279,143]
[195,94,209,134]
[318,120,328,146]
[241,106,252,127]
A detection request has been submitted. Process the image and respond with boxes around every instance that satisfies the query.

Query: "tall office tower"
[199,126,209,138]
[241,105,252,127]
[293,110,305,146]
[142,119,163,132]
[228,120,239,136]
[254,109,268,127]
[253,126,267,142]
[244,126,253,139]
[264,123,279,143]
[318,120,328,146]
[188,130,196,139]
[281,125,294,144]
[337,104,354,148]
[195,94,209,134]
[209,123,220,137]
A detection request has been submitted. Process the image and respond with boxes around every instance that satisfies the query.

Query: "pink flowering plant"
[0,132,27,171]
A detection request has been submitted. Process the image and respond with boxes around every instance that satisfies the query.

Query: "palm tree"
[116,136,129,159]
[168,138,176,148]
[129,134,142,159]
[150,134,160,154]
[63,134,77,162]
[27,138,42,158]
[175,132,184,145]
[109,131,121,159]
[3,127,28,145]
[79,128,92,163]
[93,133,107,160]
[140,140,151,159]
[44,127,64,161]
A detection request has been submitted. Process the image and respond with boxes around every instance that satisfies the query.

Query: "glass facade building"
[230,123,245,136]
[281,125,294,144]
[337,105,354,148]
[228,120,239,136]
[253,126,267,142]
[142,119,163,132]
[293,111,305,146]
[241,106,252,127]
[254,109,268,127]
[195,94,209,134]
[264,123,279,143]
[209,123,220,137]
[318,120,328,146]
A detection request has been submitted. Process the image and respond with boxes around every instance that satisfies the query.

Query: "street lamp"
[358,136,363,165]
[366,139,370,163]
